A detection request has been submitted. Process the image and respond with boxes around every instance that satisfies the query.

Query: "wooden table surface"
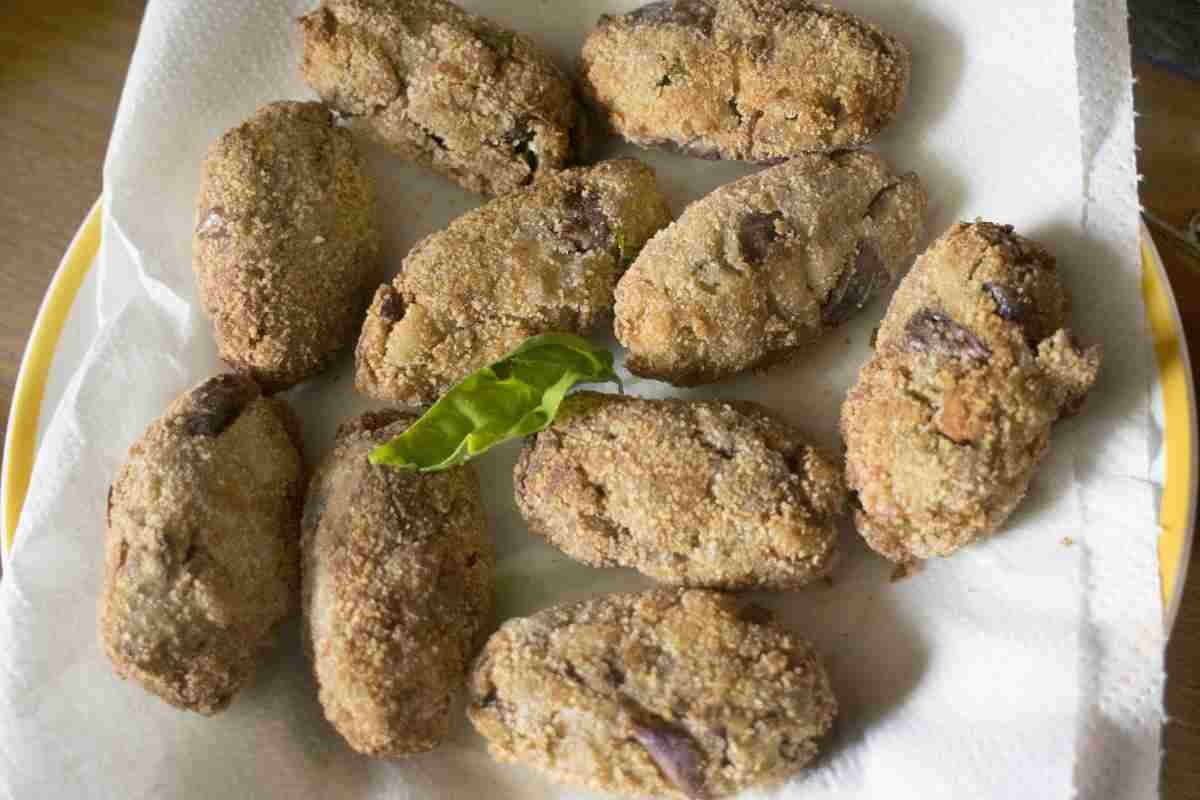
[0,2,1197,796]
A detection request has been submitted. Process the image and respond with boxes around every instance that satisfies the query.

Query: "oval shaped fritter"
[841,222,1102,562]
[514,392,845,591]
[355,158,672,405]
[468,588,837,800]
[194,101,379,392]
[301,411,493,756]
[99,375,304,715]
[614,150,926,385]
[581,0,909,160]
[299,0,584,195]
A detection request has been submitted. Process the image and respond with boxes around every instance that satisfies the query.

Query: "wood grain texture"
[0,0,144,443]
[0,4,1197,797]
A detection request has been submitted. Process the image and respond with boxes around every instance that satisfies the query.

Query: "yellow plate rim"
[1142,220,1198,628]
[1,205,1195,627]
[2,200,102,566]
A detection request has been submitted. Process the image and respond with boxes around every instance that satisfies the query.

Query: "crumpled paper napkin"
[0,1,1163,797]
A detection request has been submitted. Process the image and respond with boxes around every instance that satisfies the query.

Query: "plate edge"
[1,200,102,566]
[1141,220,1198,629]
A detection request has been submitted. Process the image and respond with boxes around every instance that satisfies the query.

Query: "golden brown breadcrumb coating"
[841,222,1101,562]
[301,410,493,756]
[615,150,925,385]
[194,101,379,392]
[299,0,584,195]
[355,158,671,405]
[99,375,304,715]
[469,588,837,799]
[581,0,909,160]
[515,392,844,591]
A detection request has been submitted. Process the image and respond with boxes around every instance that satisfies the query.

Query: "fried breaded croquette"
[194,101,379,392]
[615,150,925,385]
[299,0,585,195]
[581,0,909,161]
[841,222,1101,562]
[99,375,305,714]
[355,158,671,405]
[301,411,493,756]
[515,392,845,591]
[468,588,837,799]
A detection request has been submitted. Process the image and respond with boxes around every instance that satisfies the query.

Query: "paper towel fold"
[0,1,1163,798]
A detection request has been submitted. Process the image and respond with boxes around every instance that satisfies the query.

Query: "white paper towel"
[0,1,1164,798]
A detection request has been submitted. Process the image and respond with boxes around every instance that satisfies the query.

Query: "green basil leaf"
[368,333,620,471]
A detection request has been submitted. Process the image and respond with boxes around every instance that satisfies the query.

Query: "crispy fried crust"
[581,0,910,160]
[614,150,926,385]
[355,158,672,405]
[301,411,493,756]
[194,101,379,392]
[299,0,584,195]
[841,222,1102,562]
[99,375,305,715]
[515,392,844,590]
[468,588,837,799]
[875,221,1072,356]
